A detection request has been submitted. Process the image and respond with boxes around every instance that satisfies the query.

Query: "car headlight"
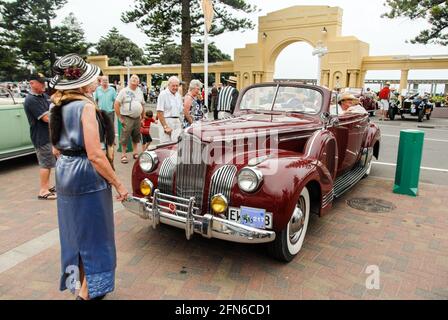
[140,179,154,197]
[237,167,263,193]
[211,194,228,214]
[139,151,159,173]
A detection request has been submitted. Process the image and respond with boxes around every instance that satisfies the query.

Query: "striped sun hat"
[49,54,101,90]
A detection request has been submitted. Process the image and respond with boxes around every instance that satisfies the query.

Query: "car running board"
[333,165,368,199]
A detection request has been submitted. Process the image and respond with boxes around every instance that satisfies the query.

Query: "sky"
[54,0,448,91]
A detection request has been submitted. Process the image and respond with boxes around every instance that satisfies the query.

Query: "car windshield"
[240,85,323,114]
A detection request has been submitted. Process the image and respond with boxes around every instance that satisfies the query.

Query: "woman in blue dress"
[183,79,205,128]
[49,54,129,300]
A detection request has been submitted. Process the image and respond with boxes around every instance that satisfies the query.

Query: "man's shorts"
[36,143,56,169]
[120,116,142,146]
[380,99,389,111]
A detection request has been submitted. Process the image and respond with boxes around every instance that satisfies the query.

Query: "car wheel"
[268,187,310,262]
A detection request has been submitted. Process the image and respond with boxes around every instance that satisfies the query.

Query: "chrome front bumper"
[122,190,276,244]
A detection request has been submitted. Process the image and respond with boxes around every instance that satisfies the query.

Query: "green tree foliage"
[122,0,257,87]
[95,27,146,66]
[383,0,448,45]
[147,40,231,65]
[0,0,91,76]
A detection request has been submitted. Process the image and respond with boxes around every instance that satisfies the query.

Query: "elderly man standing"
[157,76,183,143]
[115,74,145,164]
[94,76,117,125]
[24,73,57,200]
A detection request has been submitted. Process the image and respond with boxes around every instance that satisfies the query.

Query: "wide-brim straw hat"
[338,93,359,103]
[226,76,238,84]
[49,54,101,90]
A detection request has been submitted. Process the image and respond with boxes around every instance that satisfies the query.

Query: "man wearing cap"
[378,82,391,120]
[215,76,239,120]
[24,73,57,200]
[156,76,183,144]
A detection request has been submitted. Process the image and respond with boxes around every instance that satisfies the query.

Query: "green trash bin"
[393,129,425,197]
[117,121,133,153]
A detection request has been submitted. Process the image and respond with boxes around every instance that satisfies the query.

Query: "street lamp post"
[312,40,328,86]
[124,57,133,85]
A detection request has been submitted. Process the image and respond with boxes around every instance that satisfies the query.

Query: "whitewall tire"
[268,187,310,262]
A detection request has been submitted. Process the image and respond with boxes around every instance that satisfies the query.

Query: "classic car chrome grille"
[208,165,237,214]
[176,133,207,211]
[158,154,177,194]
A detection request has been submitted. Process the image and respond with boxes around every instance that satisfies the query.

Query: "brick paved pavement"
[0,154,447,300]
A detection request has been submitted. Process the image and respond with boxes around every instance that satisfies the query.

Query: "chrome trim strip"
[279,134,313,142]
[334,165,367,198]
[322,189,334,208]
[123,191,276,244]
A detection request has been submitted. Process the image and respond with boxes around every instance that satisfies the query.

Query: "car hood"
[187,112,321,142]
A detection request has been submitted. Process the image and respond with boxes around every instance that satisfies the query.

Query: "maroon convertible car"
[123,82,381,262]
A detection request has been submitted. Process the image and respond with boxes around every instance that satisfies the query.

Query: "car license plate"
[228,207,273,229]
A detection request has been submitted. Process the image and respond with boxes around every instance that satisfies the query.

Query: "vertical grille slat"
[158,154,177,194]
[176,134,207,211]
[208,165,237,214]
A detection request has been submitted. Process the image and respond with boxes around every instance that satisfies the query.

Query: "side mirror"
[321,112,331,129]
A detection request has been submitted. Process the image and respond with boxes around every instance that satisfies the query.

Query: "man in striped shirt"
[214,76,239,120]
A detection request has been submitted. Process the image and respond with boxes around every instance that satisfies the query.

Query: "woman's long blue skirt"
[57,186,116,299]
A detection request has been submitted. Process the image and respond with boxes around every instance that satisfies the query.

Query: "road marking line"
[0,229,60,274]
[373,161,448,173]
[381,134,448,143]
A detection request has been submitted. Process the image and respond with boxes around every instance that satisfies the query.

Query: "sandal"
[49,186,56,193]
[121,155,129,164]
[38,192,57,201]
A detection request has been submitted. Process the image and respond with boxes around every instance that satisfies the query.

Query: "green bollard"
[393,129,425,197]
[117,121,134,153]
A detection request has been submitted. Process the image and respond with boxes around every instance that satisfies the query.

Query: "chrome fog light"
[140,179,154,197]
[211,194,228,214]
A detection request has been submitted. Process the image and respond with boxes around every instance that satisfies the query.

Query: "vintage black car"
[399,92,434,122]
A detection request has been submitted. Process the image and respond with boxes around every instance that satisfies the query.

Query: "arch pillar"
[400,69,409,93]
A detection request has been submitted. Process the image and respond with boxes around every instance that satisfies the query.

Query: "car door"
[330,113,368,175]
[0,104,25,152]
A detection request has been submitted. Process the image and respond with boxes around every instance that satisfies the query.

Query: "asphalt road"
[369,116,448,186]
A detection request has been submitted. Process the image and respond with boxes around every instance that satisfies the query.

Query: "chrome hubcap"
[289,196,306,245]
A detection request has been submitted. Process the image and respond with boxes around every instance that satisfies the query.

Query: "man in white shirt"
[157,76,183,144]
[114,74,145,164]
